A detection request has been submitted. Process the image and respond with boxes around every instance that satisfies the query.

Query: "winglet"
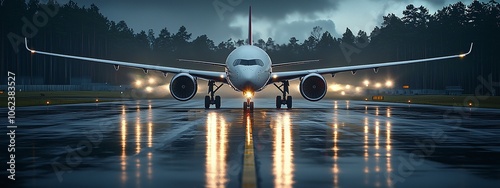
[248,6,252,45]
[25,38,37,54]
[460,42,473,58]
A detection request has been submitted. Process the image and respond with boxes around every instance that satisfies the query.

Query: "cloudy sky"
[57,0,485,44]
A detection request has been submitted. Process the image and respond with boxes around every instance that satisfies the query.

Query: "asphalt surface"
[1,98,500,188]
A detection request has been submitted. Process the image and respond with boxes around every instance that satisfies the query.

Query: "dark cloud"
[55,0,339,43]
[55,0,478,44]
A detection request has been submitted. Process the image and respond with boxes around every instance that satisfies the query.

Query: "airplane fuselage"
[225,45,272,94]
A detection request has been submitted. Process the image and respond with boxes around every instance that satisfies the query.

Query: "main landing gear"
[205,80,223,109]
[274,80,292,109]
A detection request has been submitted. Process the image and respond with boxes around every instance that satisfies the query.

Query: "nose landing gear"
[243,91,254,112]
[205,80,223,109]
[243,98,254,112]
[274,80,292,109]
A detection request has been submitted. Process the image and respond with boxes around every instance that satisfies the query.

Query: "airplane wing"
[177,59,226,67]
[270,43,473,82]
[25,38,227,83]
[272,60,320,68]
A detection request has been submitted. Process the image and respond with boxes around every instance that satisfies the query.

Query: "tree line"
[1,0,499,94]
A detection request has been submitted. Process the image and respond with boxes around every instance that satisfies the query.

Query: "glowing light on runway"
[273,113,294,188]
[332,122,339,187]
[385,80,393,88]
[386,121,393,187]
[136,107,142,154]
[135,80,143,87]
[148,78,156,85]
[364,117,369,183]
[148,103,153,148]
[330,84,342,92]
[120,106,127,184]
[205,112,228,187]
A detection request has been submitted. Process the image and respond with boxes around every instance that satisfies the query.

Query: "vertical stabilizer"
[248,6,252,45]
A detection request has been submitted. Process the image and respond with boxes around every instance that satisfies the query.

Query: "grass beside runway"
[0,91,127,107]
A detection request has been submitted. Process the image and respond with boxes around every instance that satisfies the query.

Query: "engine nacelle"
[170,73,198,101]
[300,73,327,101]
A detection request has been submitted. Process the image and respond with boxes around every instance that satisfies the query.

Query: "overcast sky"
[56,0,485,44]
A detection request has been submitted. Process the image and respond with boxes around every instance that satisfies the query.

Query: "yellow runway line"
[242,115,257,188]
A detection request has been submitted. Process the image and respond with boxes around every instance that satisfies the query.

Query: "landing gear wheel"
[276,96,282,109]
[286,96,293,109]
[215,96,221,109]
[243,102,248,111]
[204,96,210,109]
[274,81,293,109]
[250,102,254,112]
[206,81,223,109]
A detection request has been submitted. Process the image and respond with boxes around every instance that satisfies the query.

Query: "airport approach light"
[385,80,393,88]
[96,99,99,102]
[375,83,382,88]
[345,85,351,90]
[341,91,346,96]
[46,101,50,105]
[146,86,153,93]
[408,100,411,104]
[363,80,370,87]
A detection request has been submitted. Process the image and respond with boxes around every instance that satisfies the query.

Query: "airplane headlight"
[244,91,253,99]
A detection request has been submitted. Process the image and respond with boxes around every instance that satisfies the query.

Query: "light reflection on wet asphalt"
[1,99,499,188]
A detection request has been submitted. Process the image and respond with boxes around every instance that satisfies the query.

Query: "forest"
[1,0,499,94]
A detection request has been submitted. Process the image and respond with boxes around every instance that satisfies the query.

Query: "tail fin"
[248,6,252,45]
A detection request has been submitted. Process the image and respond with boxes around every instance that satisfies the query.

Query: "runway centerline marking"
[242,114,257,188]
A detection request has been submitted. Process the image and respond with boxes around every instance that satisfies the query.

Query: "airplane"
[25,6,473,112]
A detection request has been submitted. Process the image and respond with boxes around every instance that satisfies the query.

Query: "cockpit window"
[233,59,264,66]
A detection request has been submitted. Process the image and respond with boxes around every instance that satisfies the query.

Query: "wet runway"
[2,99,500,188]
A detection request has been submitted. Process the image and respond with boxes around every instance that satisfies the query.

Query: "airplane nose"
[239,66,259,80]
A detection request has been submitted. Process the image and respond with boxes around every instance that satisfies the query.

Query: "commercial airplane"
[25,7,473,111]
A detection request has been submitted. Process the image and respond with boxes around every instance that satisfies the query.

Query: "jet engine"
[299,73,327,101]
[170,73,198,101]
